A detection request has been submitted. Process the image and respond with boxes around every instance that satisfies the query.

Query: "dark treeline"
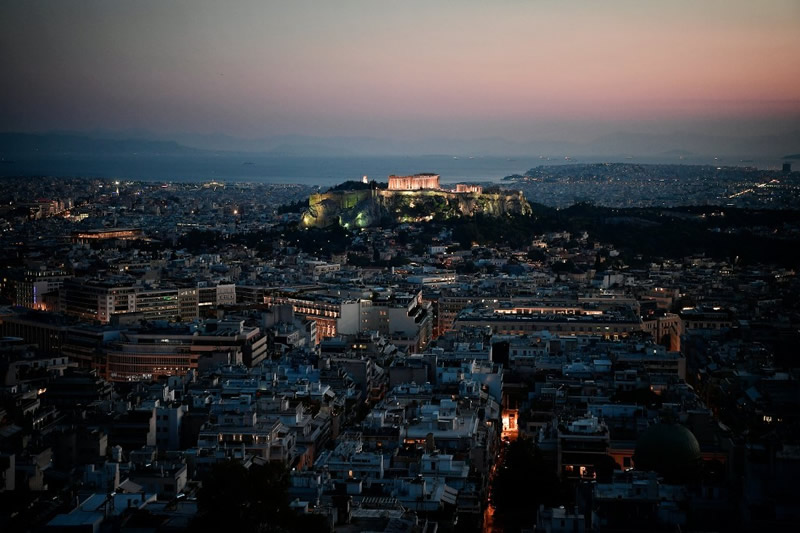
[442,203,800,268]
[191,460,328,532]
[177,224,352,257]
[180,202,800,268]
[326,180,386,192]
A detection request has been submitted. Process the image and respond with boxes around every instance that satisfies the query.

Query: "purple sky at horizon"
[1,0,799,143]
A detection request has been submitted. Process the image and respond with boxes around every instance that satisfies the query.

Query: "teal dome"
[634,423,701,482]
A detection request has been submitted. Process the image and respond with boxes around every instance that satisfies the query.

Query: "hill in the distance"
[2,129,799,160]
[0,132,202,157]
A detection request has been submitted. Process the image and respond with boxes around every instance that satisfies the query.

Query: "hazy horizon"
[2,127,799,161]
[2,0,799,155]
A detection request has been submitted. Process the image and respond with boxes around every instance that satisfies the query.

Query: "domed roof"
[634,423,701,482]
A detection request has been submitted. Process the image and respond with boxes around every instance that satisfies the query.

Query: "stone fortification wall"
[301,187,531,228]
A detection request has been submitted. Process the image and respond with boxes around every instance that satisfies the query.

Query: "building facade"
[387,173,440,191]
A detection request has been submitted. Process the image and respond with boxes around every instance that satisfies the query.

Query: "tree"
[594,454,621,483]
[551,259,576,273]
[277,199,308,214]
[526,248,547,262]
[194,459,308,532]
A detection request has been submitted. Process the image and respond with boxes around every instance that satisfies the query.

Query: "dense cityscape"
[507,162,800,209]
[4,1,800,531]
[0,168,799,532]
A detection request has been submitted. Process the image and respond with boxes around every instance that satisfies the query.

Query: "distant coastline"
[0,131,794,184]
[0,154,789,186]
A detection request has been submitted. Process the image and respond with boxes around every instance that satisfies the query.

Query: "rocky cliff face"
[301,188,532,228]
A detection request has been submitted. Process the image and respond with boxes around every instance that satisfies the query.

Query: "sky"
[1,0,799,148]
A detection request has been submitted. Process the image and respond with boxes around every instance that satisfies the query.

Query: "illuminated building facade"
[62,279,180,323]
[435,296,502,337]
[61,279,239,324]
[178,288,199,322]
[105,336,198,382]
[388,173,440,190]
[73,228,143,243]
[103,320,266,381]
[265,294,360,344]
[641,311,683,351]
[266,290,431,352]
[15,270,70,311]
[454,307,642,339]
[455,183,483,194]
[557,415,610,481]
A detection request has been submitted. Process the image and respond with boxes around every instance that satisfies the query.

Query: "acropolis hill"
[300,174,532,228]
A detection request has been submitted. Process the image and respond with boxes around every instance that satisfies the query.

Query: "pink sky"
[1,0,798,140]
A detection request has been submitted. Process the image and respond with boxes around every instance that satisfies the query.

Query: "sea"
[0,153,786,186]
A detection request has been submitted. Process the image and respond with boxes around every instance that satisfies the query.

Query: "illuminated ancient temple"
[387,173,440,190]
[455,183,483,194]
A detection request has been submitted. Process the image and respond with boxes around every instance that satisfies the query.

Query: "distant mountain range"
[1,129,798,160]
[0,132,202,157]
[167,129,800,159]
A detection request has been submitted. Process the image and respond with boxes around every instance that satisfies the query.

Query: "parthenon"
[387,173,440,190]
